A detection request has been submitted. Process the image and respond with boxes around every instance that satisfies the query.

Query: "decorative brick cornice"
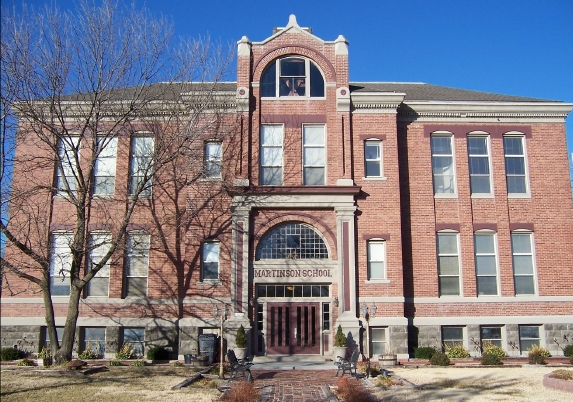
[350,92,406,114]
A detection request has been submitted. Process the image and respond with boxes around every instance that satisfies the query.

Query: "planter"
[333,347,348,360]
[379,354,397,366]
[235,347,247,360]
[192,354,209,367]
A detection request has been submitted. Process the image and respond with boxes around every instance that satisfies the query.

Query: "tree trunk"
[54,286,82,363]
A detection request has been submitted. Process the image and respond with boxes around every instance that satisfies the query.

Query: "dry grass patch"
[220,380,260,402]
[549,369,573,381]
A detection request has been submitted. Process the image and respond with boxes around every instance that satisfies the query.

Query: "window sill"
[365,279,390,284]
[200,177,223,182]
[508,193,531,199]
[93,194,115,199]
[434,193,458,199]
[471,193,494,199]
[197,280,221,286]
[362,177,388,181]
[261,96,326,101]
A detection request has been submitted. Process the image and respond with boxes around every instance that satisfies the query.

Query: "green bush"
[1,347,22,361]
[146,346,169,360]
[173,361,185,367]
[563,344,573,357]
[17,358,35,366]
[78,348,99,360]
[481,353,502,365]
[414,347,437,359]
[334,325,347,347]
[444,343,470,358]
[430,352,450,366]
[528,344,551,365]
[115,343,135,360]
[569,355,573,365]
[236,325,248,349]
[107,360,123,366]
[482,341,506,359]
[130,359,146,366]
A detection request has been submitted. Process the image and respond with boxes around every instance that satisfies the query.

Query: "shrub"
[146,346,169,360]
[481,353,502,365]
[336,377,377,402]
[38,347,52,359]
[115,343,135,360]
[129,359,146,366]
[444,343,470,358]
[377,375,404,388]
[570,355,573,365]
[173,361,185,368]
[1,347,22,361]
[430,352,450,366]
[17,358,35,366]
[334,325,347,347]
[482,341,506,359]
[414,346,437,359]
[236,325,248,349]
[221,380,260,402]
[78,348,99,360]
[528,344,551,365]
[107,360,123,366]
[549,369,573,381]
[563,344,573,357]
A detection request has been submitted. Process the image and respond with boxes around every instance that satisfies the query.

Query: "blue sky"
[4,0,573,164]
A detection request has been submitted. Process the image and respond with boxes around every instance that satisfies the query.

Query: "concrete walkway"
[252,369,340,402]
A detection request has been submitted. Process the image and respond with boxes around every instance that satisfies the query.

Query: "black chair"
[226,349,254,381]
[335,349,360,377]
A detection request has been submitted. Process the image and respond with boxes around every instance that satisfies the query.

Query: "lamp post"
[212,304,227,378]
[360,302,377,378]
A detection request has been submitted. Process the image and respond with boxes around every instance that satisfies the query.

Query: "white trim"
[406,296,573,303]
[413,316,573,325]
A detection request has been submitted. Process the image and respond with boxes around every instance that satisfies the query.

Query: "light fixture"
[249,297,256,307]
[333,296,339,307]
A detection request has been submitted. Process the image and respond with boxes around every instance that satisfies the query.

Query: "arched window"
[260,57,325,98]
[257,222,328,259]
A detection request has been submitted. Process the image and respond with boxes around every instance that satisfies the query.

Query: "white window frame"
[82,327,106,357]
[93,136,117,196]
[204,141,222,179]
[367,240,386,280]
[371,327,388,357]
[202,241,220,281]
[467,133,493,196]
[260,125,284,186]
[124,232,150,297]
[511,231,537,296]
[44,326,65,348]
[474,231,500,296]
[480,325,504,349]
[302,124,326,185]
[56,136,80,195]
[518,325,541,354]
[442,326,465,348]
[431,133,457,197]
[86,232,111,297]
[436,231,461,296]
[129,135,154,197]
[49,232,73,296]
[503,133,530,197]
[364,139,384,179]
[122,327,145,358]
[261,57,325,99]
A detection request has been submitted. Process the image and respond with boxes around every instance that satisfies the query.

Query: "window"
[260,125,283,185]
[519,325,540,353]
[256,222,328,259]
[322,303,330,331]
[82,327,106,357]
[257,284,329,298]
[467,136,492,194]
[261,56,325,98]
[122,327,145,358]
[204,142,222,178]
[87,232,111,297]
[303,125,325,185]
[256,304,264,331]
[93,136,117,196]
[364,140,382,177]
[49,232,72,296]
[129,136,154,197]
[125,233,150,297]
[503,135,528,194]
[431,134,456,194]
[436,232,460,296]
[371,327,387,357]
[442,326,464,348]
[44,326,65,348]
[474,232,499,296]
[511,232,536,295]
[202,242,220,280]
[480,326,502,348]
[56,136,80,194]
[367,241,386,280]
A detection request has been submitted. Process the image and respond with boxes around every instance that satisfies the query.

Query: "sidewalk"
[252,369,340,402]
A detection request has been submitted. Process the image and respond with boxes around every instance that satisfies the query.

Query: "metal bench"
[335,349,360,377]
[226,349,254,381]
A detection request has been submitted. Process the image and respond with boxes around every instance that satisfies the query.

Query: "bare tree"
[1,0,235,362]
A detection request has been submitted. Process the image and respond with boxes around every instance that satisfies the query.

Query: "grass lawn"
[1,366,221,402]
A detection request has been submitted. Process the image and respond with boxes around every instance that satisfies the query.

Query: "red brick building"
[2,15,572,360]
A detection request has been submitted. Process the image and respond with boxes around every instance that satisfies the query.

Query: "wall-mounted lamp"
[333,296,339,307]
[249,297,256,307]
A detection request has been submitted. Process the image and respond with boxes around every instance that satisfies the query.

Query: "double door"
[266,302,320,354]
